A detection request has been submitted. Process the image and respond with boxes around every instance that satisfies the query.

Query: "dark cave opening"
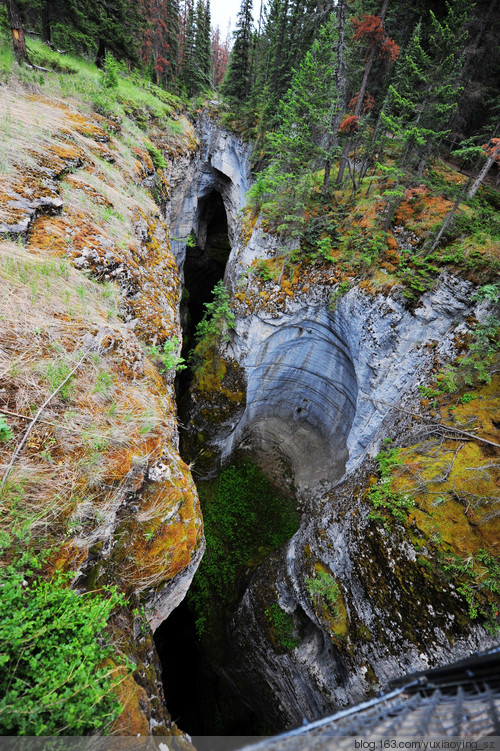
[177,189,231,399]
[154,598,260,746]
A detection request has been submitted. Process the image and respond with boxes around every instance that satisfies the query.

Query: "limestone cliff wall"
[185,203,499,730]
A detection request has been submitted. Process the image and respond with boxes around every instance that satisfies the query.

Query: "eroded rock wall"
[184,206,499,731]
[0,85,207,735]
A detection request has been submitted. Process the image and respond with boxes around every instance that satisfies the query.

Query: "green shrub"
[368,447,415,523]
[441,549,500,634]
[0,558,129,735]
[265,604,300,651]
[147,337,186,373]
[100,52,119,89]
[146,143,167,170]
[0,415,13,443]
[305,571,341,618]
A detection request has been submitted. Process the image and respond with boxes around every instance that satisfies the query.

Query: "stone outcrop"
[183,198,499,731]
[166,112,252,270]
[0,85,205,736]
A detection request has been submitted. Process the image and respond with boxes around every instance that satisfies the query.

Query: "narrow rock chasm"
[183,189,231,341]
[158,146,362,737]
[177,189,232,398]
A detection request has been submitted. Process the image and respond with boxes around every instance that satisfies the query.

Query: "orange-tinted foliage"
[352,14,385,44]
[339,115,359,135]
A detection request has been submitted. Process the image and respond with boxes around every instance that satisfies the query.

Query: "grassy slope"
[0,38,201,736]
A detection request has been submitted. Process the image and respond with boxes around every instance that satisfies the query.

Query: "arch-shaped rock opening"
[183,189,231,335]
[227,317,358,490]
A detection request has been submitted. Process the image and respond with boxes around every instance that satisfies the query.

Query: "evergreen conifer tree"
[382,0,469,175]
[220,0,253,102]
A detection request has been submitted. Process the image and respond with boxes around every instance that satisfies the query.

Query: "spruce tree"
[220,0,253,102]
[382,0,469,175]
[194,0,212,91]
[249,13,339,239]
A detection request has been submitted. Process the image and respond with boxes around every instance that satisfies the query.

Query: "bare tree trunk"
[467,144,500,199]
[335,0,389,187]
[5,0,29,64]
[41,1,51,44]
[323,0,347,195]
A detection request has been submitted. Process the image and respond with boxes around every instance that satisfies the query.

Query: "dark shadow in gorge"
[154,602,261,746]
[177,189,231,400]
[158,189,265,740]
[154,453,298,742]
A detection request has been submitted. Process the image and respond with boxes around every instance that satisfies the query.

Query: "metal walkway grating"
[242,647,500,751]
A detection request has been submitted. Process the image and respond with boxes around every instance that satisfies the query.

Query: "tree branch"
[364,396,500,449]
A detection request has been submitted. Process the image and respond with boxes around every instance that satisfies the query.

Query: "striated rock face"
[184,204,499,731]
[166,113,252,269]
[226,312,357,488]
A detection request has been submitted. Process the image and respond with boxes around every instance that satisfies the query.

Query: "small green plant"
[367,447,415,523]
[329,280,351,310]
[315,236,335,262]
[147,337,186,373]
[459,392,475,404]
[44,361,75,401]
[265,604,300,651]
[254,259,278,282]
[146,143,167,170]
[0,559,129,735]
[0,415,13,443]
[305,571,341,618]
[441,550,500,634]
[93,370,114,394]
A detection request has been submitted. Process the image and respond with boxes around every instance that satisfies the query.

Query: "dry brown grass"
[0,240,183,575]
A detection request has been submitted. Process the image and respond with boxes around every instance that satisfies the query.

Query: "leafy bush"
[146,143,167,170]
[0,558,128,735]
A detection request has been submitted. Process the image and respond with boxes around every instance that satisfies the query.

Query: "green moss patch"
[187,457,299,639]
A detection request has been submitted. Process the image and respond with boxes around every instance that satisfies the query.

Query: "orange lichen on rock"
[391,378,500,559]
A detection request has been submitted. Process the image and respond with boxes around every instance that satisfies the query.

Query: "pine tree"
[220,0,254,102]
[382,0,469,175]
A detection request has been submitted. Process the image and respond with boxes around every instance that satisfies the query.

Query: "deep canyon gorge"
[1,78,499,742]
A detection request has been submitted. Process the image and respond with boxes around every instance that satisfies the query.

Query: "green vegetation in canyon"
[187,457,298,638]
